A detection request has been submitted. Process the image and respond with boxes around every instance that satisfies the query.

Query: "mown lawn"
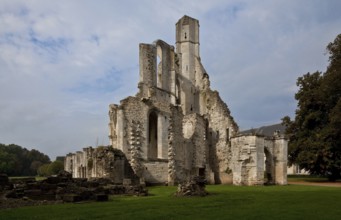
[1,184,341,220]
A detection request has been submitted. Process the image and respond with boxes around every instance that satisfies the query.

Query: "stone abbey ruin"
[65,15,288,186]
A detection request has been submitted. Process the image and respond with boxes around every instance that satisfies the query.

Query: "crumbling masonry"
[65,16,287,186]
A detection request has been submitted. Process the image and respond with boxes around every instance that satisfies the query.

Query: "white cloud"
[1,0,341,159]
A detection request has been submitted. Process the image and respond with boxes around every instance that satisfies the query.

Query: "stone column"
[116,108,128,155]
[158,114,169,159]
[274,138,288,185]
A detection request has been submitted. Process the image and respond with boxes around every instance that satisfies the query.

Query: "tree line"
[0,143,63,176]
[283,33,341,181]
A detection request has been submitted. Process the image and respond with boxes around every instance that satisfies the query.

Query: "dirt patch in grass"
[288,181,341,187]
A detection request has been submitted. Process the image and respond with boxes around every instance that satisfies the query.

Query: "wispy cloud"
[1,0,341,159]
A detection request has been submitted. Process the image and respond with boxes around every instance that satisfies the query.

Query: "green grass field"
[1,184,341,220]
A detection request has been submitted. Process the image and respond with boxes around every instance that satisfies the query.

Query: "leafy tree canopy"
[283,33,341,181]
[37,160,64,177]
[0,143,50,176]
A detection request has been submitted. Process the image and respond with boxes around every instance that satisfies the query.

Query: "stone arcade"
[65,16,287,186]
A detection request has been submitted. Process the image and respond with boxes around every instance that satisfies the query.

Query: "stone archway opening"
[148,111,158,159]
[264,147,273,184]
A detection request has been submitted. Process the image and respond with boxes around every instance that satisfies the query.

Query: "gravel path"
[288,181,341,187]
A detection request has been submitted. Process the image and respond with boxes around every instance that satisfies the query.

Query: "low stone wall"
[143,161,168,185]
[1,171,147,207]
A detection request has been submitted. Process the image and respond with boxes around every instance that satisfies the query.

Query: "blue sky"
[1,0,341,160]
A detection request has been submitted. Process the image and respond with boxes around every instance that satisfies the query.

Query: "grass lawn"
[1,184,341,220]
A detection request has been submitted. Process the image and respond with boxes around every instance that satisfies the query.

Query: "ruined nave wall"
[231,135,265,185]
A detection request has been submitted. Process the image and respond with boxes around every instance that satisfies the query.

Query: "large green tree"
[0,143,50,176]
[283,34,341,181]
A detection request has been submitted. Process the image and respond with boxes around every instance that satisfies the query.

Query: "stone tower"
[176,16,200,114]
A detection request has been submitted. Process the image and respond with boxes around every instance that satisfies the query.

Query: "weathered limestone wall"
[231,135,264,185]
[138,40,177,105]
[155,40,173,92]
[231,134,288,186]
[117,96,147,159]
[139,43,156,87]
[116,108,126,154]
[264,137,288,185]
[157,113,169,159]
[112,95,173,161]
[143,161,168,184]
[204,90,238,184]
[64,153,73,174]
[183,114,207,169]
[64,147,130,184]
[255,137,265,184]
[108,104,118,148]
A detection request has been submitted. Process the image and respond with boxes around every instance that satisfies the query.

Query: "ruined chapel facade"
[65,16,287,186]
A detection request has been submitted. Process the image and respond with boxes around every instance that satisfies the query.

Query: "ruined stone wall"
[263,137,288,185]
[194,57,207,90]
[111,92,175,184]
[142,87,175,105]
[255,137,266,184]
[116,96,147,159]
[231,135,264,185]
[143,161,168,184]
[169,106,186,183]
[155,40,173,92]
[67,15,288,186]
[231,134,288,186]
[183,114,207,169]
[64,153,73,174]
[108,104,118,148]
[64,147,129,183]
[203,89,238,184]
[138,40,178,105]
[139,43,156,88]
[171,51,236,184]
[107,15,240,185]
[114,95,172,161]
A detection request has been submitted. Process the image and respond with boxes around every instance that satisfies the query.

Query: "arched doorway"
[148,111,158,159]
[264,147,274,184]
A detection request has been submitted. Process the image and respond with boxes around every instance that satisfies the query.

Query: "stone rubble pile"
[176,176,208,197]
[0,171,147,208]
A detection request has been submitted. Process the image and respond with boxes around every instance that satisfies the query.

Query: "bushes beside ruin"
[37,161,64,177]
